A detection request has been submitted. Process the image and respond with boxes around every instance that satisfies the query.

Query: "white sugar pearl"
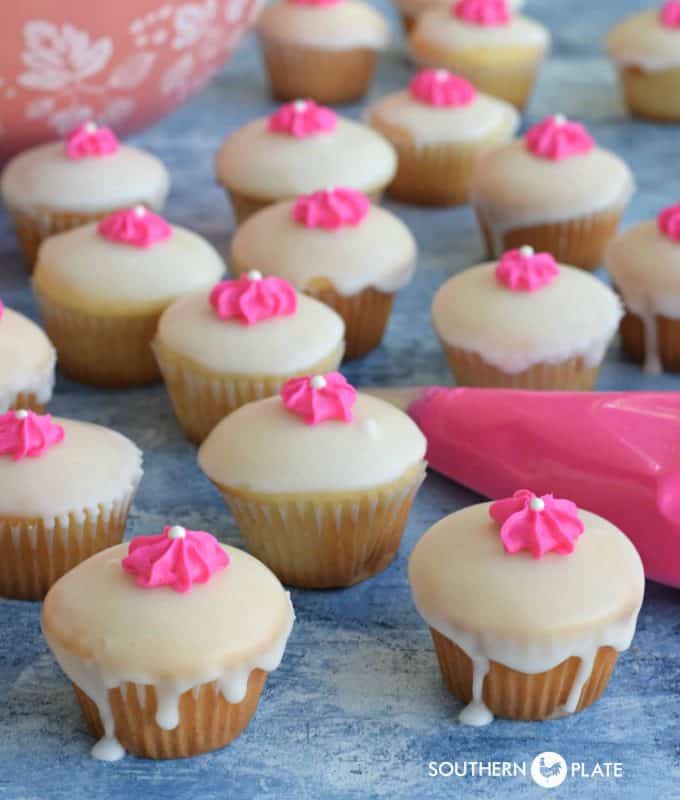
[519,245,534,257]
[293,100,308,112]
[14,409,28,420]
[247,269,263,281]
[167,525,186,539]
[434,69,449,81]
[310,375,327,390]
[529,496,545,512]
[85,121,97,133]
[553,113,566,125]
[133,205,146,217]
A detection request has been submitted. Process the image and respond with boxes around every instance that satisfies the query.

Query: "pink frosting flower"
[452,0,511,26]
[0,298,4,320]
[122,525,230,594]
[490,489,585,558]
[281,372,357,425]
[292,187,370,230]
[658,202,680,242]
[268,100,338,138]
[210,272,297,325]
[409,69,477,107]
[495,246,560,291]
[525,114,595,161]
[97,206,172,248]
[0,410,65,461]
[661,0,680,27]
[65,122,119,160]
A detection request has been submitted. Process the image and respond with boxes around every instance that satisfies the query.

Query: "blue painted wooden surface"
[1,1,680,797]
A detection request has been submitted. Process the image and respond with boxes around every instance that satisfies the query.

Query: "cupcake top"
[606,3,680,71]
[0,412,142,520]
[215,101,397,199]
[432,249,622,372]
[33,208,224,314]
[229,189,417,295]
[0,303,56,412]
[198,373,427,494]
[257,0,389,50]
[368,69,520,147]
[0,122,170,214]
[155,273,345,375]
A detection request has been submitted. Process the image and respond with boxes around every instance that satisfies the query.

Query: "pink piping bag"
[370,387,680,588]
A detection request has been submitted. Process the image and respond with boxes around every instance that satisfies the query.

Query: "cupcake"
[42,525,294,760]
[0,122,169,269]
[153,272,345,443]
[408,0,550,110]
[431,247,622,389]
[198,373,427,588]
[470,115,634,271]
[0,410,142,600]
[605,202,680,373]
[229,188,416,358]
[367,69,519,206]
[32,207,224,387]
[395,0,524,34]
[606,2,680,122]
[0,299,56,413]
[215,101,397,224]
[409,491,644,724]
[256,0,389,104]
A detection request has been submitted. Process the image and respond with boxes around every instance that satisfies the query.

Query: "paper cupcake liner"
[73,669,267,759]
[442,346,600,390]
[6,392,46,414]
[430,629,619,721]
[153,339,345,444]
[476,207,624,272]
[258,36,378,105]
[399,11,417,34]
[214,464,426,588]
[617,65,680,122]
[620,311,680,373]
[0,487,138,600]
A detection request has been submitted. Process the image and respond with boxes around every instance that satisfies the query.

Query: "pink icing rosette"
[452,0,511,26]
[292,188,370,230]
[281,372,356,425]
[658,202,680,242]
[409,69,477,107]
[0,410,65,461]
[210,272,297,325]
[495,246,560,291]
[268,100,338,138]
[122,525,230,594]
[65,122,119,160]
[661,0,680,27]
[0,298,4,320]
[97,206,172,248]
[489,489,585,558]
[525,114,595,161]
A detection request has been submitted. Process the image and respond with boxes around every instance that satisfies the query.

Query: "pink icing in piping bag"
[210,271,297,324]
[495,246,559,291]
[661,0,680,27]
[525,114,595,161]
[268,100,337,138]
[452,0,511,26]
[0,410,64,460]
[409,69,477,107]
[293,188,370,230]
[97,206,172,248]
[65,122,119,159]
[282,372,356,425]
[402,387,680,587]
[658,202,680,241]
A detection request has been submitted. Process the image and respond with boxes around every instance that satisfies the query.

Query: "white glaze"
[607,9,680,72]
[257,0,389,50]
[198,393,427,494]
[0,142,169,214]
[431,261,622,373]
[0,307,56,412]
[408,503,644,725]
[229,200,416,295]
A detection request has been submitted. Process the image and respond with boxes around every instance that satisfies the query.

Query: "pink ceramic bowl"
[0,0,261,163]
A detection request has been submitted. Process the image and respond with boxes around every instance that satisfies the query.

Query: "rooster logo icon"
[531,752,568,789]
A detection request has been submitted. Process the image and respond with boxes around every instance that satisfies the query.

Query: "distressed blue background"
[1,1,680,798]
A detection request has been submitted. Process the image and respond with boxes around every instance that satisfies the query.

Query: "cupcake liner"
[258,36,378,105]
[617,65,680,122]
[442,345,600,390]
[0,486,138,600]
[6,392,46,413]
[475,207,624,272]
[620,311,680,373]
[153,340,345,444]
[73,669,267,759]
[214,464,426,588]
[400,11,417,34]
[430,628,619,721]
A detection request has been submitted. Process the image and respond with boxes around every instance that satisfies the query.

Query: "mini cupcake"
[409,491,644,724]
[32,207,224,387]
[470,115,634,271]
[367,69,519,206]
[0,299,56,413]
[606,2,680,122]
[42,526,294,760]
[395,0,524,34]
[153,273,345,443]
[605,202,680,373]
[0,410,142,600]
[0,122,169,268]
[215,101,397,224]
[229,188,416,358]
[409,0,550,110]
[431,248,622,389]
[198,373,427,588]
[256,0,389,104]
